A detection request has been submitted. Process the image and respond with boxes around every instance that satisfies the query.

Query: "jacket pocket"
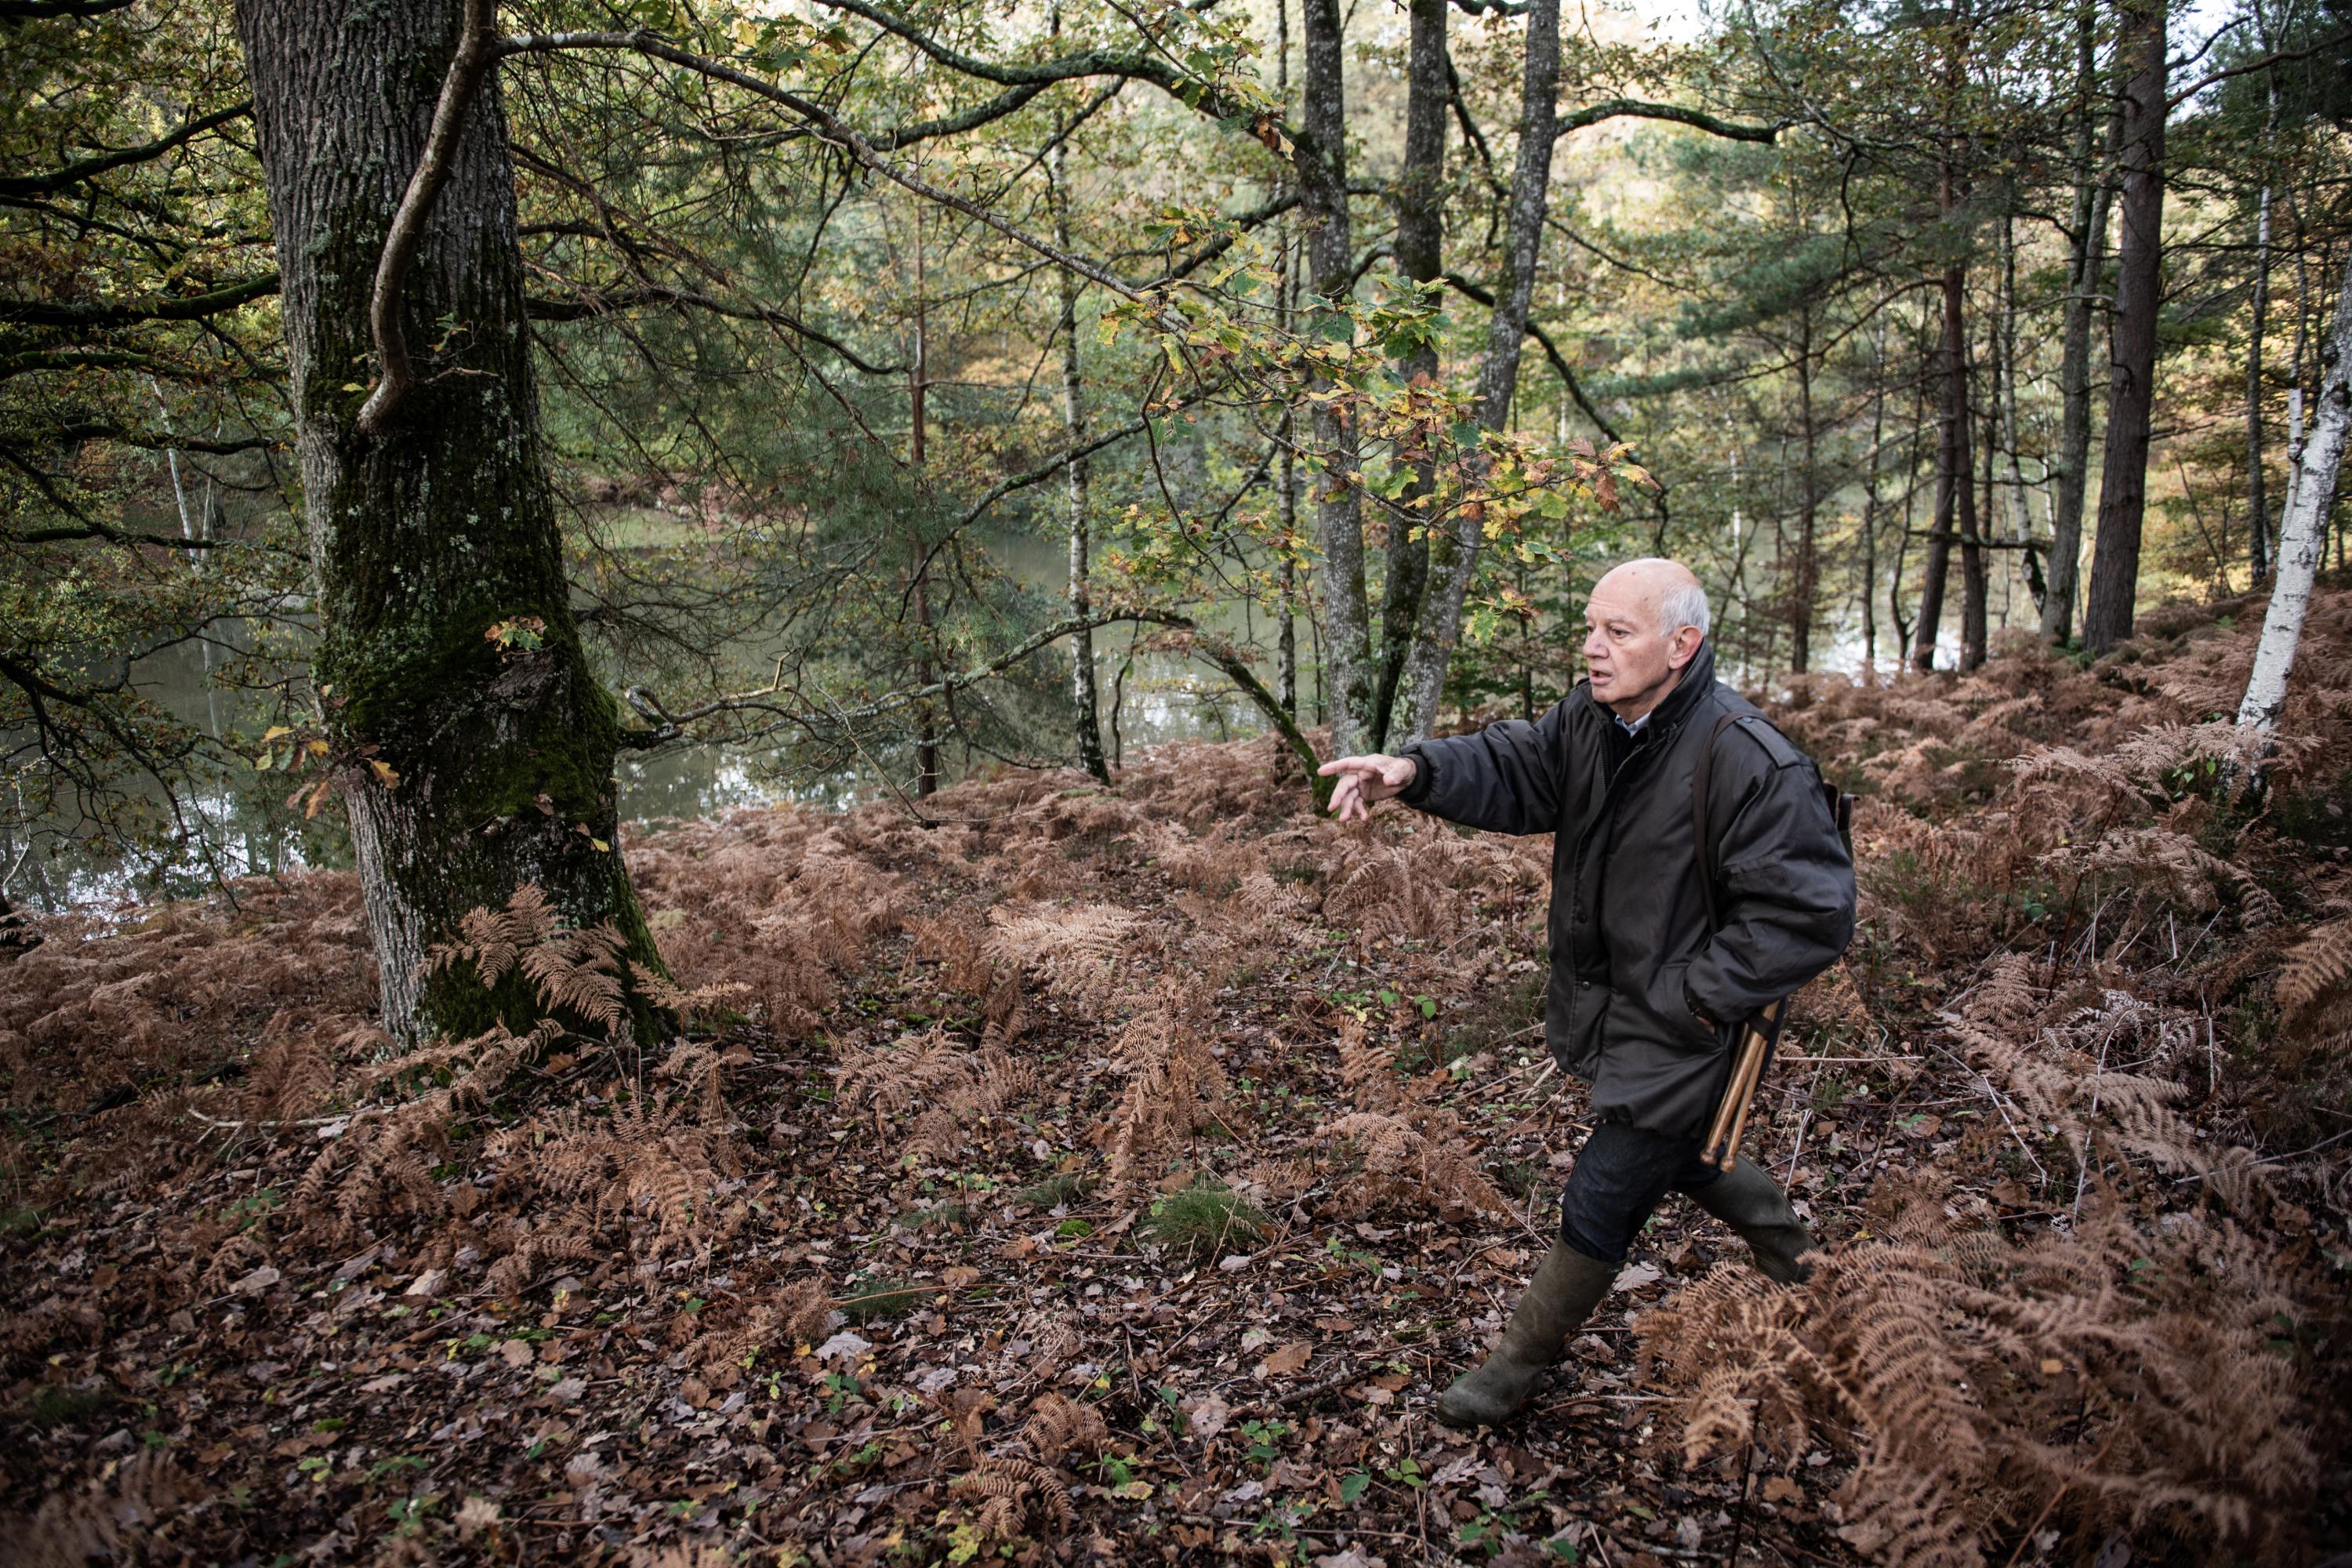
[1646,959,1722,1054]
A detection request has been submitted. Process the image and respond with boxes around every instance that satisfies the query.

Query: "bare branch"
[1553,97,1784,143]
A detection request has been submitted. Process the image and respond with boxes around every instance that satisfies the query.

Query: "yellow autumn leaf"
[368,758,400,788]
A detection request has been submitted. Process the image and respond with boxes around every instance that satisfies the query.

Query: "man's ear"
[1667,628,1703,670]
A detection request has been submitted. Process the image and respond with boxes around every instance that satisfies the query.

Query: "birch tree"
[2238,247,2351,731]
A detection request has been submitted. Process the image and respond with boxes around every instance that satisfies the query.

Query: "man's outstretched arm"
[1319,700,1570,834]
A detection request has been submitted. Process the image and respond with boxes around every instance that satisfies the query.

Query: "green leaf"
[1339,1471,1370,1502]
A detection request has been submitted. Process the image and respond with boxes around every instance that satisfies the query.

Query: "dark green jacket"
[1396,641,1856,1138]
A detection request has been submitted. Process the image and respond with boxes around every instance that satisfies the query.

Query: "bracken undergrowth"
[2,587,2347,1567]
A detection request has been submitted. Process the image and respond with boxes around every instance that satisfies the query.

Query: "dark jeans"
[1557,1120,1725,1264]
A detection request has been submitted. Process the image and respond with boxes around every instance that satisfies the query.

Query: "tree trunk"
[234,0,658,1043]
[2083,0,2168,655]
[1275,0,1299,720]
[1999,210,2032,550]
[1962,326,1989,670]
[2044,5,2119,644]
[2246,83,2279,582]
[1860,321,1887,670]
[2238,247,2352,731]
[1392,0,1559,742]
[1372,0,1446,745]
[1047,79,1109,784]
[909,204,941,797]
[1298,0,1371,755]
[1912,220,1968,672]
[1791,303,1818,673]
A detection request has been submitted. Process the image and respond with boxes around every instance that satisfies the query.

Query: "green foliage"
[1142,1178,1268,1261]
[839,1276,926,1324]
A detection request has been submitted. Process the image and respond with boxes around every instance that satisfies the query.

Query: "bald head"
[1592,558,1711,640]
[1583,557,1709,720]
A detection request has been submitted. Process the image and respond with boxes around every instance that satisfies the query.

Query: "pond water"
[2,529,1297,913]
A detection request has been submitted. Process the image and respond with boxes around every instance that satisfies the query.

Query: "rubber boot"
[1433,1242,1617,1428]
[1687,1157,1817,1283]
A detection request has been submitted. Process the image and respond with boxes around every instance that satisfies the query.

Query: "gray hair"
[1617,557,1711,638]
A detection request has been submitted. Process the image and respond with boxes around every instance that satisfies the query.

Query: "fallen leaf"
[230,1265,280,1298]
[1181,1390,1231,1441]
[1261,1341,1311,1377]
[1612,1261,1664,1293]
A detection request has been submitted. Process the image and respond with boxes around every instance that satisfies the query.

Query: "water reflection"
[6,556,1284,912]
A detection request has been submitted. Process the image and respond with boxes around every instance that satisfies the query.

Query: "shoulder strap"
[1691,712,1740,935]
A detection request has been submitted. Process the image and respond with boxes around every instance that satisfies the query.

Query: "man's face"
[1582,577,1698,717]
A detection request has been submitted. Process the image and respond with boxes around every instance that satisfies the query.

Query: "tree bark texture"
[1963,337,1991,670]
[2045,23,2122,644]
[1297,0,1372,755]
[2083,0,2168,655]
[2247,187,2273,580]
[1791,303,1818,673]
[234,0,657,1043]
[1049,125,1109,782]
[1392,0,1557,743]
[2238,247,2352,731]
[1912,234,1969,672]
[1372,0,1446,745]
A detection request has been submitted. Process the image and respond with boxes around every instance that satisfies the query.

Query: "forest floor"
[5,589,2350,1568]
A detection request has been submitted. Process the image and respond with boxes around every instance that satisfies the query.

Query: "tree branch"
[0,0,136,22]
[0,347,178,381]
[524,284,906,374]
[1441,269,1621,445]
[499,30,1168,312]
[2165,29,2352,107]
[9,521,226,549]
[1553,98,1785,143]
[0,272,278,328]
[355,0,502,438]
[0,99,252,198]
[44,421,273,456]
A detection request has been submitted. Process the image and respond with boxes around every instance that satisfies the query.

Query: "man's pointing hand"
[1318,753,1418,822]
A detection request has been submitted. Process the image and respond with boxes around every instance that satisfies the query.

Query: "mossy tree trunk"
[235,0,659,1042]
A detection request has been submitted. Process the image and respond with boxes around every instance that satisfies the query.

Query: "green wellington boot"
[1434,1242,1618,1428]
[1688,1158,1817,1283]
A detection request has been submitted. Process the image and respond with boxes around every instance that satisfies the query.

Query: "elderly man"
[1319,557,1855,1428]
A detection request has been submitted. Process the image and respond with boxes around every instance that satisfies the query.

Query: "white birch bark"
[2238,249,2352,731]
